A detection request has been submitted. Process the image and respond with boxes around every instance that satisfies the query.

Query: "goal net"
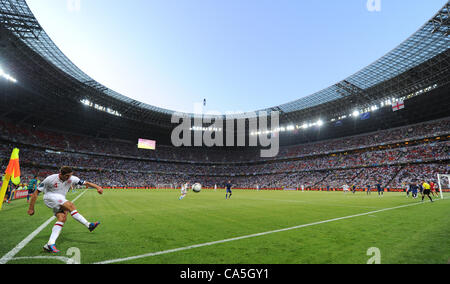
[437,174,450,199]
[156,183,175,189]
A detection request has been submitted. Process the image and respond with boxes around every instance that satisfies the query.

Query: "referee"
[422,181,433,203]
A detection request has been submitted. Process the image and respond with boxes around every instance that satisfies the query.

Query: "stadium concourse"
[0,117,448,191]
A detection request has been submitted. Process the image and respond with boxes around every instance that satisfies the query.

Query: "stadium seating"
[0,117,448,189]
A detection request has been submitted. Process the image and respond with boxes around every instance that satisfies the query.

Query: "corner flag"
[0,148,20,210]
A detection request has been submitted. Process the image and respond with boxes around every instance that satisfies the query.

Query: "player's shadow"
[33,234,99,251]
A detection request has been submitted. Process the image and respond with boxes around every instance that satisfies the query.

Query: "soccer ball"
[192,183,202,193]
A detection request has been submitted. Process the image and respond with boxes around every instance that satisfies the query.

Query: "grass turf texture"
[1,188,449,264]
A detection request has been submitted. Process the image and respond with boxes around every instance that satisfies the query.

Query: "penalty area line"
[0,190,88,264]
[95,199,440,264]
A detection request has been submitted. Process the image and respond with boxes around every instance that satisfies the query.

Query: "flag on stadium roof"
[392,100,405,112]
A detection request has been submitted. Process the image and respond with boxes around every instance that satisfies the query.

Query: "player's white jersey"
[343,185,349,192]
[181,183,189,195]
[38,174,85,197]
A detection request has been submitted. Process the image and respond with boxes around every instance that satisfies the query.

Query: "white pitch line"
[95,200,439,264]
[9,256,71,264]
[0,190,88,264]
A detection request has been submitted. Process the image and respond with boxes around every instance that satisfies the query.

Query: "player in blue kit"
[406,183,413,198]
[411,183,419,199]
[225,181,232,200]
[376,183,384,196]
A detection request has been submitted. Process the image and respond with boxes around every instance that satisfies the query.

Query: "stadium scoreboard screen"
[138,138,156,150]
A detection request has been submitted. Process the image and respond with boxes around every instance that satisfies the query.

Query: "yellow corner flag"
[0,148,20,210]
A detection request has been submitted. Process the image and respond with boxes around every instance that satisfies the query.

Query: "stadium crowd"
[0,117,448,190]
[1,117,449,162]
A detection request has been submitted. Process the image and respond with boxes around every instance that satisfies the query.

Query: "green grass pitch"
[1,188,449,264]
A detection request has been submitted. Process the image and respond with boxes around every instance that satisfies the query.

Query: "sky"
[26,0,446,114]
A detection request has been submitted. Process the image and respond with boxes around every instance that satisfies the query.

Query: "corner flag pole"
[0,148,20,210]
[0,174,12,211]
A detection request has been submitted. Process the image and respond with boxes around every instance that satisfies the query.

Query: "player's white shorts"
[43,193,68,215]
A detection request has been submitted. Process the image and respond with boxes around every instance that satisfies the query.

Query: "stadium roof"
[277,3,449,113]
[0,0,449,122]
[0,0,175,115]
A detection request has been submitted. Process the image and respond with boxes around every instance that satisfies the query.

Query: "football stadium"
[0,0,449,268]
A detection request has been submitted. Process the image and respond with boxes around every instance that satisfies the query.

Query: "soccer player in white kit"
[343,184,350,194]
[27,166,104,253]
[179,182,189,200]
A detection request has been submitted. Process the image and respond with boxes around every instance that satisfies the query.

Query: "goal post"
[156,183,175,190]
[437,174,450,200]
